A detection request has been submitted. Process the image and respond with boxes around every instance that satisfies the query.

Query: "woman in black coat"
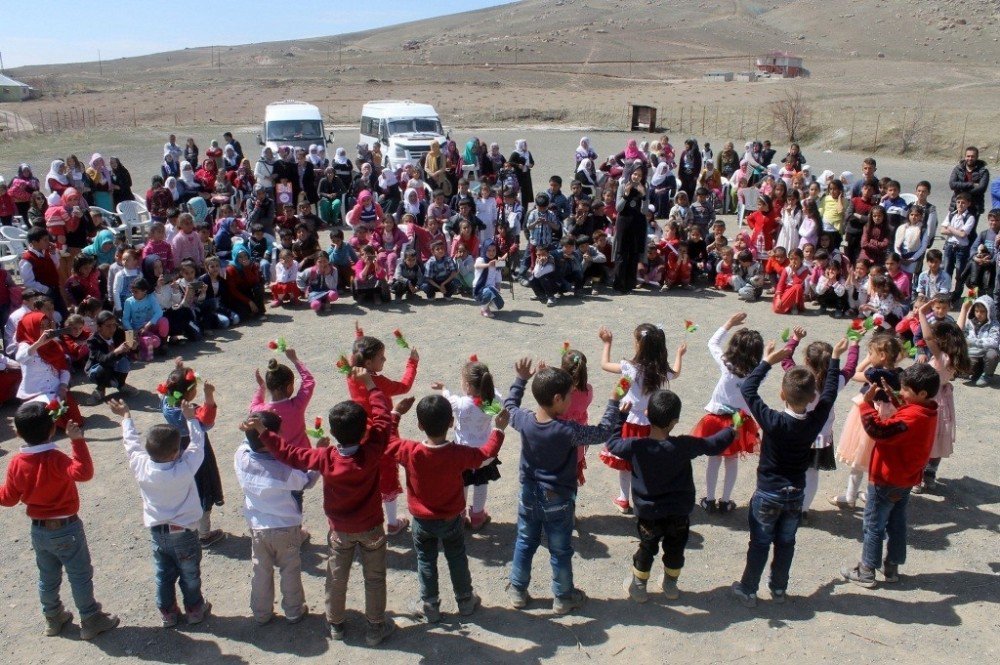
[678,138,702,201]
[612,165,648,293]
[293,148,317,207]
[110,156,135,206]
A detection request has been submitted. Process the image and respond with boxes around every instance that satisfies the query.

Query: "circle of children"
[0,131,996,645]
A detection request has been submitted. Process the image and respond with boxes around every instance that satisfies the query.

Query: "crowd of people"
[0,129,996,647]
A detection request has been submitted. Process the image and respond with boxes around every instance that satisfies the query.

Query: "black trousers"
[633,514,690,573]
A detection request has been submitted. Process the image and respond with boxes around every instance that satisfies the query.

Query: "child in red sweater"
[0,402,119,639]
[842,362,939,588]
[348,323,419,535]
[387,395,508,622]
[262,367,396,647]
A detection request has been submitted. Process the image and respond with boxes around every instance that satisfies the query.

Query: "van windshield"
[387,118,443,136]
[266,120,323,141]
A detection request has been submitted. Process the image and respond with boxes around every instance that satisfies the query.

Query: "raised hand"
[494,408,510,431]
[598,326,613,343]
[429,381,445,390]
[792,326,807,341]
[832,337,849,359]
[108,398,130,418]
[394,396,416,415]
[180,401,197,420]
[514,357,534,380]
[65,421,84,440]
[725,312,748,330]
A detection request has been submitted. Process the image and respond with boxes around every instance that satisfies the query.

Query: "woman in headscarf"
[231,158,255,204]
[253,147,276,194]
[205,140,223,170]
[293,147,317,209]
[488,142,505,175]
[59,187,96,259]
[612,163,648,293]
[224,244,265,321]
[14,311,84,427]
[63,155,93,205]
[678,138,702,201]
[27,190,48,228]
[81,227,118,297]
[332,147,354,191]
[318,166,345,225]
[398,186,425,226]
[575,136,598,169]
[110,157,134,206]
[46,160,70,197]
[463,137,481,175]
[184,137,200,168]
[142,255,201,341]
[308,144,324,169]
[444,140,462,196]
[575,158,600,198]
[86,153,114,210]
[649,161,677,219]
[698,161,723,204]
[422,140,445,192]
[509,139,534,213]
[161,152,180,180]
[176,161,202,203]
[164,176,180,203]
[222,145,239,173]
[377,164,400,215]
[194,158,219,192]
[9,164,40,222]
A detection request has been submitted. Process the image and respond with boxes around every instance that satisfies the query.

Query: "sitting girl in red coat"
[773,247,810,314]
[664,242,694,290]
[746,194,778,258]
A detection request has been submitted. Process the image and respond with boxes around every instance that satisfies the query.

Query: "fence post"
[900,110,908,153]
[754,108,761,139]
[959,113,969,157]
[714,105,720,135]
[872,113,880,152]
[702,105,706,134]
[848,111,855,150]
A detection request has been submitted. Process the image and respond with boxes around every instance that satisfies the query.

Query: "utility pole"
[98,49,103,76]
[0,51,5,74]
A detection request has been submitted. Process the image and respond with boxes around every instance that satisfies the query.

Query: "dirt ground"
[0,127,998,664]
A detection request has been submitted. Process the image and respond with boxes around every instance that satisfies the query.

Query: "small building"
[0,74,33,102]
[630,104,657,132]
[704,71,734,82]
[734,71,759,82]
[755,51,805,78]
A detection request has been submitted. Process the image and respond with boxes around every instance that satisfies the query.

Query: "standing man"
[948,146,990,222]
[224,132,244,163]
[163,134,183,162]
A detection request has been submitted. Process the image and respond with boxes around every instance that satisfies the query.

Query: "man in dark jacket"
[949,147,990,221]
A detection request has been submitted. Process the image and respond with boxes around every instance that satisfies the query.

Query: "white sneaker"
[546,298,556,307]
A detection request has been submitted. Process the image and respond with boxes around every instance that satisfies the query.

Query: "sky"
[0,0,515,69]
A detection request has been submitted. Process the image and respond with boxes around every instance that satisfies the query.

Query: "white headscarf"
[515,139,528,158]
[180,161,196,187]
[165,177,180,201]
[334,147,348,166]
[819,169,835,185]
[403,187,421,215]
[46,160,68,188]
[840,171,853,187]
[651,162,672,187]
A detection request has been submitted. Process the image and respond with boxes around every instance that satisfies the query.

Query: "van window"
[386,118,443,136]
[267,120,323,141]
[361,116,379,137]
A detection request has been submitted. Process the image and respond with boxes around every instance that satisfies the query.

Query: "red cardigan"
[861,401,938,487]
[388,418,504,520]
[0,439,94,519]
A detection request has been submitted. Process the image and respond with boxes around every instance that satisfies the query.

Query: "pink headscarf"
[624,139,642,161]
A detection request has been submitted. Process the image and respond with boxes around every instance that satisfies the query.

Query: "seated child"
[557,236,584,295]
[0,404,119,639]
[914,249,951,300]
[732,249,764,302]
[328,228,359,290]
[141,222,175,272]
[391,248,425,301]
[577,235,608,293]
[296,251,340,313]
[607,390,735,602]
[422,240,459,299]
[814,263,848,317]
[638,244,665,289]
[959,295,999,386]
[773,248,809,314]
[270,249,303,307]
[59,314,91,372]
[85,310,136,403]
[714,246,735,290]
[528,245,560,306]
[662,242,693,291]
[121,277,167,360]
[453,242,475,296]
[763,246,789,291]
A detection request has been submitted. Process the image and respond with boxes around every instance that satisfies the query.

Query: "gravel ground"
[0,128,997,664]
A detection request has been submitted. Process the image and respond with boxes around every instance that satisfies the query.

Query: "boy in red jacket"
[842,362,940,588]
[0,402,119,639]
[387,395,509,623]
[262,367,396,647]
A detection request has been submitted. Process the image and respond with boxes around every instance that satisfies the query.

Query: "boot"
[44,607,72,637]
[80,610,119,640]
[661,570,680,600]
[623,570,649,603]
[469,509,491,531]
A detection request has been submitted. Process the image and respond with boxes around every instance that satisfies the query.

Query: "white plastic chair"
[1,226,27,243]
[89,206,132,246]
[116,200,152,243]
[0,240,21,274]
[737,186,759,227]
[900,193,917,206]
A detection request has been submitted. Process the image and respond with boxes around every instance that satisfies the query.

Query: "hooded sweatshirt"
[861,400,939,487]
[964,295,999,351]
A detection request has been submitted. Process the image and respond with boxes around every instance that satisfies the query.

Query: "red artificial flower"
[473,397,483,407]
[314,416,323,429]
[851,318,865,331]
[469,354,478,362]
[873,314,885,327]
[393,329,403,338]
[46,399,59,411]
[156,384,168,395]
[185,370,195,382]
[267,340,278,350]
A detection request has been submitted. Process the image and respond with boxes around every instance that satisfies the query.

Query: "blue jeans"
[738,488,803,594]
[942,243,969,285]
[260,259,272,283]
[87,356,131,391]
[31,518,99,619]
[475,286,505,310]
[151,527,204,611]
[509,481,576,599]
[412,516,473,603]
[861,483,911,569]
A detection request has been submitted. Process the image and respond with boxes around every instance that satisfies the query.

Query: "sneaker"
[553,589,587,615]
[623,573,649,603]
[457,592,481,616]
[910,482,925,495]
[842,564,877,588]
[659,284,669,292]
[699,497,718,513]
[881,563,900,584]
[80,610,120,640]
[199,530,226,548]
[975,375,990,387]
[661,574,680,600]
[770,589,787,604]
[328,621,345,641]
[505,582,529,609]
[85,389,105,406]
[469,510,491,531]
[730,582,757,608]
[546,298,556,307]
[160,605,181,628]
[187,601,212,625]
[519,278,530,287]
[718,500,737,514]
[480,307,494,318]
[612,497,632,514]
[410,598,441,624]
[386,518,410,536]
[857,491,868,503]
[44,608,73,637]
[364,617,396,647]
[286,606,308,624]
[828,494,856,509]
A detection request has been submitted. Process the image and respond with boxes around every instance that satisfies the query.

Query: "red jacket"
[747,210,778,254]
[0,439,94,519]
[348,353,418,414]
[861,401,938,487]
[263,388,392,533]
[388,417,503,520]
[22,248,61,291]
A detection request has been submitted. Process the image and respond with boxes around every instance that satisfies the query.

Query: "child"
[59,314,91,372]
[732,249,764,302]
[85,310,136,403]
[121,278,167,360]
[453,242,475,295]
[846,258,871,316]
[814,263,848,317]
[65,255,101,309]
[261,368,397,646]
[199,256,240,329]
[695,313,764,514]
[297,251,340,313]
[830,333,904,508]
[0,404,119,639]
[251,347,315,450]
[387,394,509,622]
[561,349,593,486]
[686,226,710,280]
[327,228,359,290]
[422,240,459,299]
[841,363,940,587]
[598,324,685,514]
[747,195,777,257]
[663,242,693,290]
[714,246,735,290]
[236,411,317,624]
[577,235,608,293]
[763,246,790,291]
[142,222,175,272]
[159,360,225,546]
[473,242,505,317]
[780,327,861,519]
[110,397,213,627]
[915,249,951,300]
[354,245,391,303]
[730,336,847,606]
[391,248,425,301]
[913,301,969,492]
[225,245,266,321]
[431,360,504,529]
[503,358,625,614]
[557,235,584,296]
[528,245,559,306]
[860,275,905,326]
[638,244,665,290]
[959,295,999,386]
[170,212,205,269]
[608,390,736,602]
[349,330,419,535]
[773,248,809,315]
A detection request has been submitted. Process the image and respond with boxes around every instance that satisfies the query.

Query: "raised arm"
[598,326,622,373]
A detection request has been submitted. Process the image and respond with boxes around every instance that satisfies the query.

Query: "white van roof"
[362,100,438,118]
[265,100,322,121]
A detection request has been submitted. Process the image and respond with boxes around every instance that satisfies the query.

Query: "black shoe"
[842,564,877,588]
[328,621,345,641]
[718,500,737,514]
[699,497,717,513]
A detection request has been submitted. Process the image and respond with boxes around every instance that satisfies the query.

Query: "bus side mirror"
[327,132,335,144]
[257,134,264,146]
